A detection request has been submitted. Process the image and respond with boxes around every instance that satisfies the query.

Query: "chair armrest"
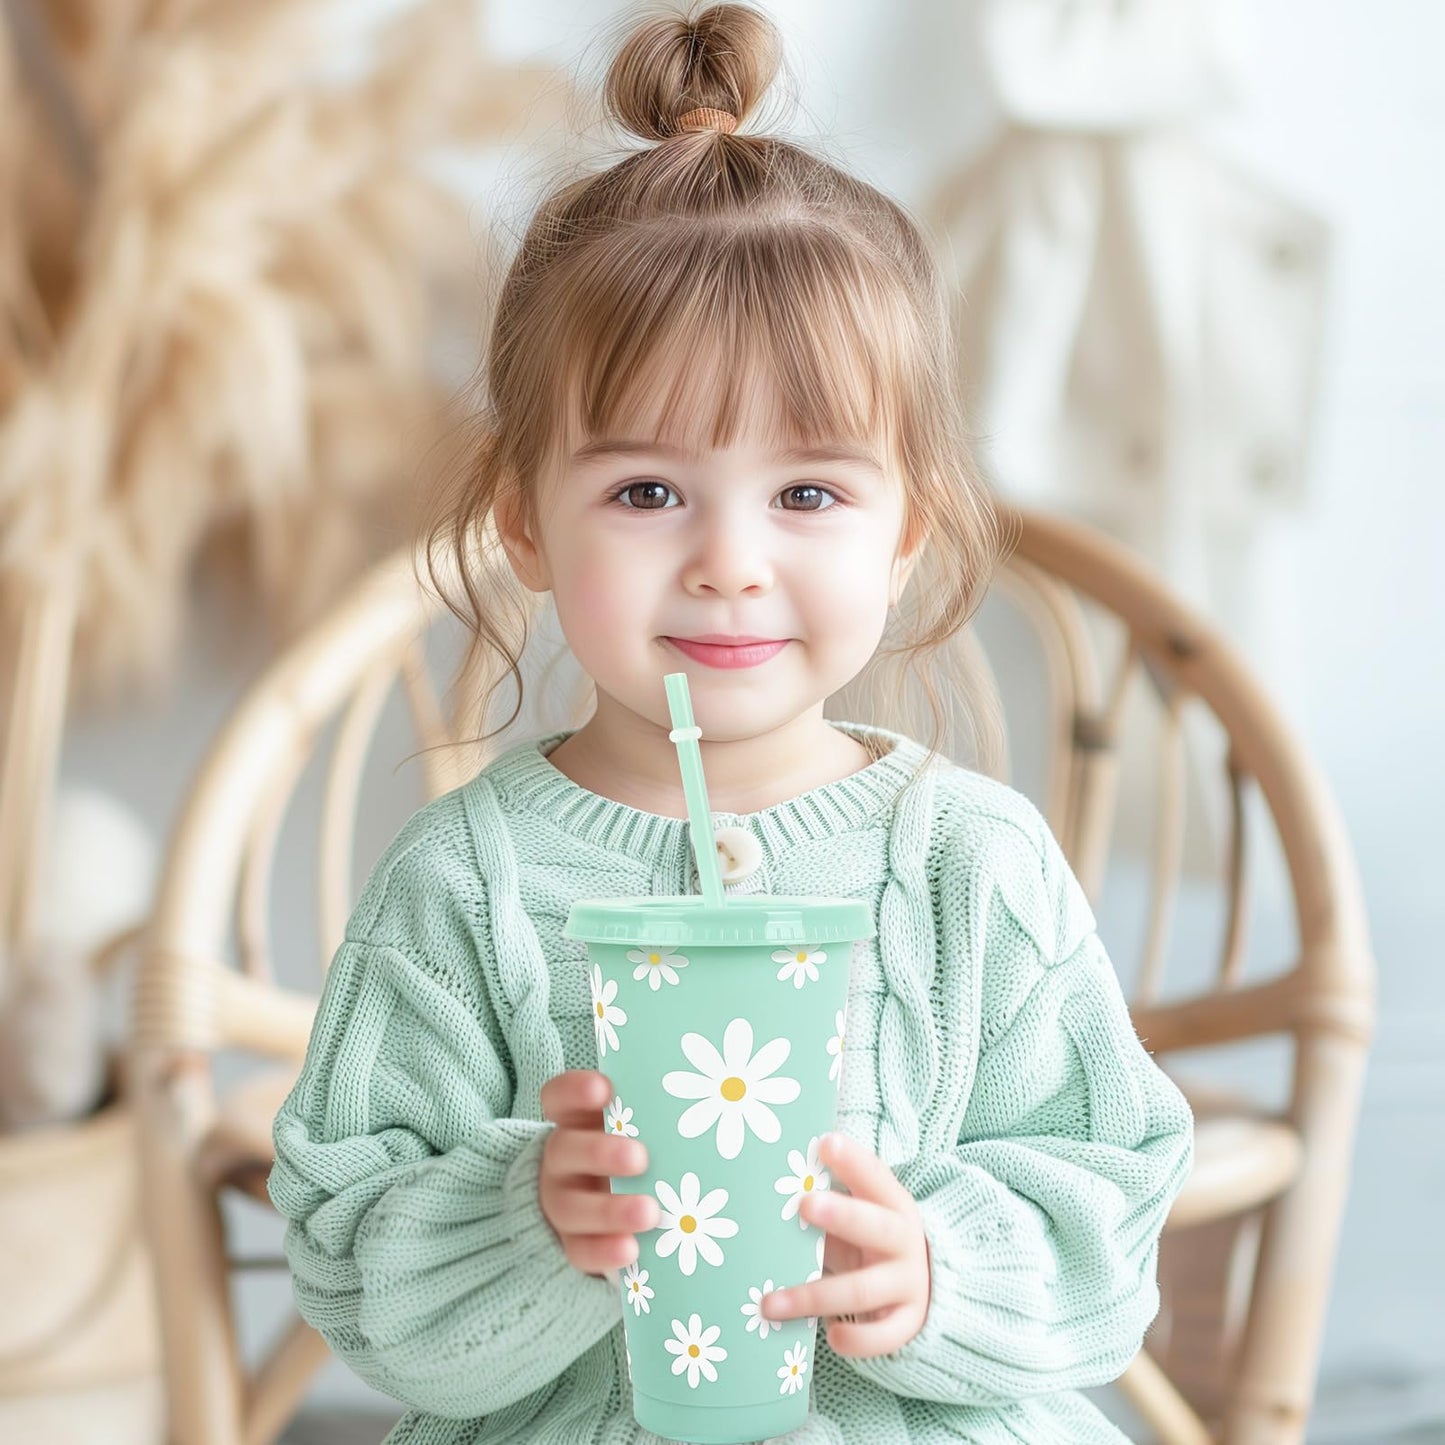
[132,944,316,1060]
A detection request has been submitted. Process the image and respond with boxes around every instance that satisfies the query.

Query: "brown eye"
[779,485,837,511]
[613,480,677,510]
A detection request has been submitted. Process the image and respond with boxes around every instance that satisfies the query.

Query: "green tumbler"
[563,893,875,1444]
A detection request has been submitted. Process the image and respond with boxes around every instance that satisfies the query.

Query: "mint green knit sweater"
[269,720,1193,1444]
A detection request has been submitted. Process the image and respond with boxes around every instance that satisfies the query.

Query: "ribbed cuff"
[838,1173,1010,1406]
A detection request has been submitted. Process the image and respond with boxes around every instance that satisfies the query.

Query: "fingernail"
[767,1290,789,1315]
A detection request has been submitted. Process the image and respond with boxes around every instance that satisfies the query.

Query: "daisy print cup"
[564,890,873,1444]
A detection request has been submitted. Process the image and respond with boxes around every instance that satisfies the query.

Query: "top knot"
[603,4,782,143]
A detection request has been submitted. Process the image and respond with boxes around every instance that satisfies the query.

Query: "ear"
[889,517,928,607]
[494,488,552,593]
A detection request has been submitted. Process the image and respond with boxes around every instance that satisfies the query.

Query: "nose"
[680,505,774,598]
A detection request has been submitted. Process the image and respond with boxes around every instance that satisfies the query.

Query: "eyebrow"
[569,438,884,472]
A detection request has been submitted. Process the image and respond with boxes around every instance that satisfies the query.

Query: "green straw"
[664,671,725,908]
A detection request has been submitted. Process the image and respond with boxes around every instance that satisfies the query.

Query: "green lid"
[563,894,875,949]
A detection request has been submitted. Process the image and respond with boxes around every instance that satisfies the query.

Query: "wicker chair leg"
[1115,1346,1215,1445]
[244,1316,332,1445]
[1223,1030,1370,1445]
[134,1056,246,1445]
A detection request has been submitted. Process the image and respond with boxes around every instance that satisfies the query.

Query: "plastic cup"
[564,893,875,1443]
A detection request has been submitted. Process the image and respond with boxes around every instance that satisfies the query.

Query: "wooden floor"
[280,1414,401,1444]
[277,1408,1445,1443]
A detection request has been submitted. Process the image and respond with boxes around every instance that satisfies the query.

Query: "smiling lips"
[665,635,790,669]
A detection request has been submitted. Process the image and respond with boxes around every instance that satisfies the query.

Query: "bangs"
[546,223,911,466]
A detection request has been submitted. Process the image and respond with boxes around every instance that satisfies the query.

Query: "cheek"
[798,533,893,648]
[548,543,658,668]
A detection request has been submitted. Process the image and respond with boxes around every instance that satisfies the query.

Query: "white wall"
[64,0,1443,1433]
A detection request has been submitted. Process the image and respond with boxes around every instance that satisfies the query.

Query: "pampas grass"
[0,0,567,1119]
[0,0,563,702]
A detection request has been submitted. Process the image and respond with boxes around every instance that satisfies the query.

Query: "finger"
[547,1127,648,1181]
[544,1182,660,1236]
[567,1232,644,1277]
[541,1070,612,1127]
[763,1260,905,1324]
[818,1132,915,1211]
[826,1304,922,1359]
[800,1187,912,1257]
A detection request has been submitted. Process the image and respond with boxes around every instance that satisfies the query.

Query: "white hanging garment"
[931,0,1331,623]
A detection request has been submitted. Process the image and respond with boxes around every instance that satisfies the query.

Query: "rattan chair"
[127,505,1374,1445]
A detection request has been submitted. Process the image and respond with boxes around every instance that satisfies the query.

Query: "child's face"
[498,408,921,744]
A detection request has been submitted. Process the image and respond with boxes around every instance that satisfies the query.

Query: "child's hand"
[539,1069,662,1279]
[761,1131,932,1357]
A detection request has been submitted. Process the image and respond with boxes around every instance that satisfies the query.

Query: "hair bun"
[603,4,782,142]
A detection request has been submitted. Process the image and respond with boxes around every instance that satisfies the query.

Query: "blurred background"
[0,0,1439,1442]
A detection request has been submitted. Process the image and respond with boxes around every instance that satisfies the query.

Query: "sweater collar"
[478,719,934,865]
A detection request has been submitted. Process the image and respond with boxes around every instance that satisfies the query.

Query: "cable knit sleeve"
[267,808,619,1419]
[841,798,1195,1407]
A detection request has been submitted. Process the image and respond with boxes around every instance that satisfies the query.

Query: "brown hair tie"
[676,106,738,135]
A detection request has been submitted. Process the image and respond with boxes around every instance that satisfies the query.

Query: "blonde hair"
[420,3,1010,776]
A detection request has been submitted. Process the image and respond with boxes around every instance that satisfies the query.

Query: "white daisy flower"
[777,1341,809,1395]
[741,1278,780,1340]
[654,1170,738,1275]
[628,946,689,990]
[590,963,627,1056]
[604,1096,639,1138]
[662,1017,800,1160]
[621,1261,654,1316]
[826,1005,847,1083]
[772,945,826,989]
[774,1136,831,1225]
[665,1313,727,1389]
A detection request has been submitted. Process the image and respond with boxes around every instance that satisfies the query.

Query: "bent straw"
[663,672,725,908]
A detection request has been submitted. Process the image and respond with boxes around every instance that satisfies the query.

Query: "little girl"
[269,6,1194,1442]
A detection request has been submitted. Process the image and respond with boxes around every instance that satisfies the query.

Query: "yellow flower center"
[595,1002,604,1018]
[720,1075,747,1102]
[679,1215,696,1233]
[611,1121,622,1131]
[803,1175,814,1191]
[688,1344,700,1358]
[649,952,661,964]
[795,951,807,962]
[791,1365,799,1375]
[631,1282,640,1292]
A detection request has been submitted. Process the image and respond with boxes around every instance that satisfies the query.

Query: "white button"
[712,825,763,883]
